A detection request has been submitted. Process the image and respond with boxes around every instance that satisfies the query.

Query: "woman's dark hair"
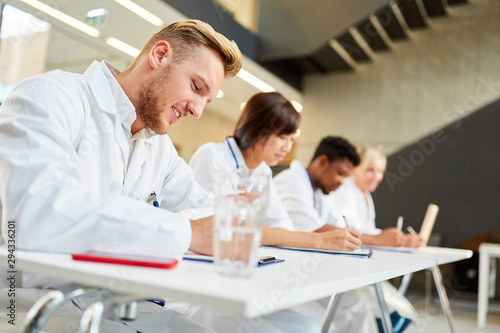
[233,92,301,152]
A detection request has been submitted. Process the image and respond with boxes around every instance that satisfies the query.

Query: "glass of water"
[213,169,269,278]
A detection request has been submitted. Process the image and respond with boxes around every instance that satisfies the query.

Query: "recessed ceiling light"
[113,0,164,27]
[106,37,140,57]
[236,69,275,93]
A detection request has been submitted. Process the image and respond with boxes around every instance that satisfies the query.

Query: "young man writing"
[0,19,241,332]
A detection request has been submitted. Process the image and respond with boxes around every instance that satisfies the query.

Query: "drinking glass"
[213,169,269,278]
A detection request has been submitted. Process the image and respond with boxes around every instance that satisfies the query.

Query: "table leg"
[375,282,393,333]
[397,273,414,296]
[431,265,456,333]
[489,257,496,299]
[478,249,490,329]
[321,293,342,333]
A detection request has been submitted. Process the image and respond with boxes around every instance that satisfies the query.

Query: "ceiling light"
[291,100,303,112]
[106,37,140,57]
[240,102,246,110]
[114,0,164,27]
[20,0,100,37]
[295,129,301,137]
[237,69,275,93]
[216,90,224,98]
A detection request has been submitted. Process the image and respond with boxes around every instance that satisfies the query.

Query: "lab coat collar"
[131,128,157,143]
[85,61,157,144]
[84,61,136,125]
[290,159,306,172]
[290,159,315,190]
[225,137,246,170]
[225,137,269,173]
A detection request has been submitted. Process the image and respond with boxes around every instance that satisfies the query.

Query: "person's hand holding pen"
[318,227,362,251]
[402,226,424,248]
[322,215,362,251]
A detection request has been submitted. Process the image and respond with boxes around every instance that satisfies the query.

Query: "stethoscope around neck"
[225,136,241,170]
[226,137,249,190]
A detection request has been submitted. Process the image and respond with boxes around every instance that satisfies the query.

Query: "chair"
[19,285,107,333]
[18,283,164,333]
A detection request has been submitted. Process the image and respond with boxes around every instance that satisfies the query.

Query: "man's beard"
[136,69,172,135]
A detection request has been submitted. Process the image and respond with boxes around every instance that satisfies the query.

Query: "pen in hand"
[407,226,418,235]
[396,216,403,231]
[342,215,352,230]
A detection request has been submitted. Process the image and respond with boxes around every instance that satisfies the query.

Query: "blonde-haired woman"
[328,145,423,332]
[328,145,422,247]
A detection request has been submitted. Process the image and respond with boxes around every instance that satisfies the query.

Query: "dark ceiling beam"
[397,0,428,29]
[422,0,447,17]
[336,31,370,62]
[355,18,390,52]
[348,26,377,61]
[311,42,354,72]
[375,4,408,41]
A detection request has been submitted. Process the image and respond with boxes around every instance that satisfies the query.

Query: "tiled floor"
[404,294,500,333]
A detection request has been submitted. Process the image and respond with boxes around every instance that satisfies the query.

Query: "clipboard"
[263,246,373,258]
[419,203,439,246]
[361,245,420,253]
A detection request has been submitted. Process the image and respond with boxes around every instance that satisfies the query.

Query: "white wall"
[296,0,500,163]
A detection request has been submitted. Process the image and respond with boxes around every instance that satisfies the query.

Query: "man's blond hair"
[131,19,242,77]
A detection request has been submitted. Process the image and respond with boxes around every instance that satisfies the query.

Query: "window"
[0,4,51,103]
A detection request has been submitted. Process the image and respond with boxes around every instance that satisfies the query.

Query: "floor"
[404,292,500,333]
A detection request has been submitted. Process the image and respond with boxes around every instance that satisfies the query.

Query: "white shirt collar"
[85,60,157,142]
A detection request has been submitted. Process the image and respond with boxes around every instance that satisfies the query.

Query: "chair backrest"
[419,203,439,246]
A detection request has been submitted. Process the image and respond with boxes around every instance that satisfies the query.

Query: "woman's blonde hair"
[131,19,242,77]
[356,144,387,171]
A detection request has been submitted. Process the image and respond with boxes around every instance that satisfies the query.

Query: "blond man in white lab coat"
[0,20,241,332]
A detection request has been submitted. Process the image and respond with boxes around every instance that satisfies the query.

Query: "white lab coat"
[273,160,379,333]
[189,138,294,230]
[327,177,382,235]
[273,160,338,232]
[328,179,420,323]
[0,60,215,332]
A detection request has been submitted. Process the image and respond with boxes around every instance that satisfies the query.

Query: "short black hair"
[311,136,360,166]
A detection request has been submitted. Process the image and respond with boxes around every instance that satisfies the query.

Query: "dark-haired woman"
[190,92,361,251]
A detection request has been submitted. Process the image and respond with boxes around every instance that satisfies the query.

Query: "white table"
[478,243,500,329]
[345,246,473,333]
[0,246,471,332]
